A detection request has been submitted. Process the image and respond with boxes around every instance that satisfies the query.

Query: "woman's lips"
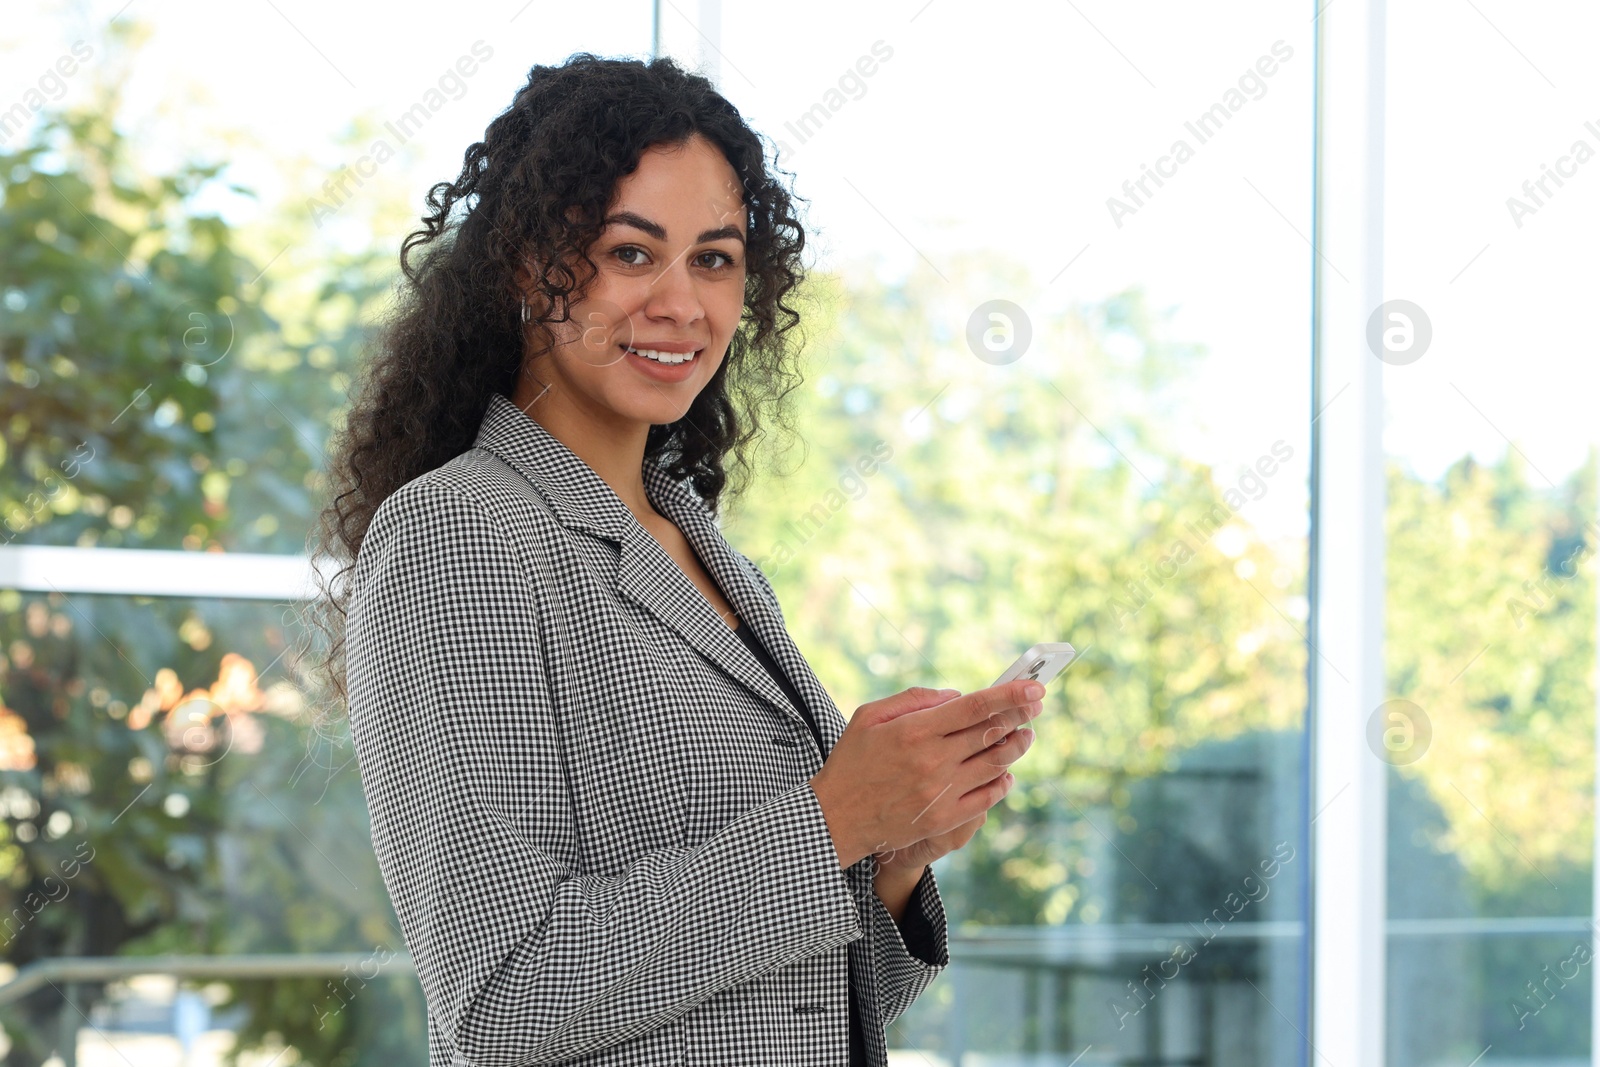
[621,343,701,380]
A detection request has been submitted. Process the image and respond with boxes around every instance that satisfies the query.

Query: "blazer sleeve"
[345,479,866,1067]
[734,549,953,1021]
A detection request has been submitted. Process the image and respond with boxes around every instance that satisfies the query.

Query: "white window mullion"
[1310,0,1389,1062]
[0,545,315,601]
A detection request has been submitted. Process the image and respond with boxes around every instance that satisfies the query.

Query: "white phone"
[993,642,1077,689]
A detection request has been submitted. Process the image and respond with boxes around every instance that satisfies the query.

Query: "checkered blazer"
[344,393,950,1066]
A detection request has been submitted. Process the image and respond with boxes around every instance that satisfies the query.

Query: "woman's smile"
[620,341,703,381]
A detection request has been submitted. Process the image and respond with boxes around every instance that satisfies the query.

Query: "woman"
[314,53,1044,1066]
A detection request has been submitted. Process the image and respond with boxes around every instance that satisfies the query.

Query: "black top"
[730,617,940,1066]
[733,619,825,756]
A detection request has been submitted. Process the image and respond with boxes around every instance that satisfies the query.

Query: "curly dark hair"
[307,52,812,707]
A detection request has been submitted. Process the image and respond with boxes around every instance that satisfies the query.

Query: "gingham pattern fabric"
[344,392,949,1067]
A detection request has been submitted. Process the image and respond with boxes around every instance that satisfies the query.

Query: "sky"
[3,0,1595,546]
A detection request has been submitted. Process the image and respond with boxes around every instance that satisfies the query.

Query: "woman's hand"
[872,813,986,874]
[807,680,1044,869]
[871,720,1036,873]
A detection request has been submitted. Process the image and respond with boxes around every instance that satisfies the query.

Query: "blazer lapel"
[472,394,837,756]
[642,461,843,757]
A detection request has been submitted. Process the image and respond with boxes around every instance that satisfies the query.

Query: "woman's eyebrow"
[604,211,746,246]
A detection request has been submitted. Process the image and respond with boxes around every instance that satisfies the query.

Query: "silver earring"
[520,296,530,324]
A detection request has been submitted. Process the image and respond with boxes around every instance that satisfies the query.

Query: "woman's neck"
[509,380,659,523]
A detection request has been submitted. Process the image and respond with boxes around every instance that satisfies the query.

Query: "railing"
[0,952,417,1007]
[0,954,417,1067]
[2,920,1583,1066]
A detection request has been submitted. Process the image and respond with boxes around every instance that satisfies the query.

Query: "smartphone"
[993,642,1077,689]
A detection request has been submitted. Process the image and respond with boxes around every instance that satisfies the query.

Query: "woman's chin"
[614,393,698,428]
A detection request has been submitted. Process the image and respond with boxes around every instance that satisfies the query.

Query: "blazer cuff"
[896,868,944,965]
[866,864,949,1027]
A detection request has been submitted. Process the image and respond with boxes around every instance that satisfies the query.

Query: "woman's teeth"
[625,345,697,365]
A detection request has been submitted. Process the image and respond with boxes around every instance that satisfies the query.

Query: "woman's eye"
[615,246,737,270]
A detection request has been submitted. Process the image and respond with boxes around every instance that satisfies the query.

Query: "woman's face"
[521,133,749,430]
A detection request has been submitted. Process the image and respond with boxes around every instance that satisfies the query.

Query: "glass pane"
[0,589,416,1064]
[1382,2,1600,1063]
[717,3,1315,1062]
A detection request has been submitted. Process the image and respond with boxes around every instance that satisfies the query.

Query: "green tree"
[0,24,418,1067]
[1386,450,1597,910]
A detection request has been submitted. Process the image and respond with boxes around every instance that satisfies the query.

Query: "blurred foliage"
[1387,450,1597,906]
[0,24,391,556]
[0,107,268,550]
[0,25,417,1067]
[0,594,425,1067]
